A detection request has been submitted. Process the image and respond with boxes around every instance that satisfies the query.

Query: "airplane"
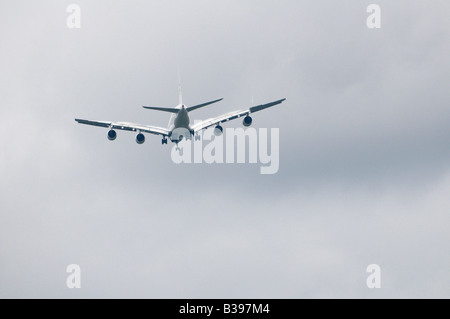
[75,86,286,147]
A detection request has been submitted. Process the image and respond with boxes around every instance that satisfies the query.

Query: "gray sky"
[1,0,450,298]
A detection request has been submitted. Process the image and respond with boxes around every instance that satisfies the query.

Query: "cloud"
[0,0,449,298]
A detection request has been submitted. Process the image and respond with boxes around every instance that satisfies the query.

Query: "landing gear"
[195,133,201,141]
[162,138,168,145]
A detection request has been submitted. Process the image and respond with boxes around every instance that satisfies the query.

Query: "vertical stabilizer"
[178,68,183,105]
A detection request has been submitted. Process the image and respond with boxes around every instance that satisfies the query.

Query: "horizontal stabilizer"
[142,106,179,113]
[186,98,223,112]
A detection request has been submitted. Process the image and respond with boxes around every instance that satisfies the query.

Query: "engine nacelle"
[136,133,145,144]
[214,125,223,136]
[243,116,253,127]
[107,130,117,141]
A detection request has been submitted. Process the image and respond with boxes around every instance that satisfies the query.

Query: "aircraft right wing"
[75,119,170,137]
[191,98,286,132]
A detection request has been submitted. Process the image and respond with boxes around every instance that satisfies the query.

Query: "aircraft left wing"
[191,98,286,132]
[75,119,170,137]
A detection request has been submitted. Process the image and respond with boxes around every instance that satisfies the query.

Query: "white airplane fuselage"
[168,105,192,143]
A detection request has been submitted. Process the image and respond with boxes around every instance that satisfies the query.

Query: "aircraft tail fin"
[178,68,183,105]
[186,98,224,112]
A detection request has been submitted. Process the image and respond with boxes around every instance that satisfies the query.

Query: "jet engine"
[107,130,117,141]
[243,116,253,127]
[136,133,145,144]
[214,125,223,136]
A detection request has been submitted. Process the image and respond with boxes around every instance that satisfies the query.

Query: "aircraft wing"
[75,119,170,137]
[191,98,286,132]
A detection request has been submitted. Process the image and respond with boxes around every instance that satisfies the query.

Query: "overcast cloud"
[1,0,450,298]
